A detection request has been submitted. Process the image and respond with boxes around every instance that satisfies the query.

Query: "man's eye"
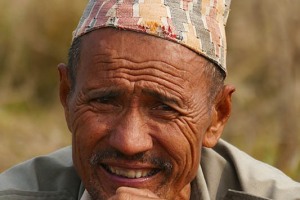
[90,96,121,112]
[152,104,175,112]
[150,103,180,120]
[90,95,118,106]
[95,97,112,104]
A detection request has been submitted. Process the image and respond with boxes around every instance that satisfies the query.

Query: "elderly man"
[1,0,300,199]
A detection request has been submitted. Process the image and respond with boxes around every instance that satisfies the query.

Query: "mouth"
[101,164,160,179]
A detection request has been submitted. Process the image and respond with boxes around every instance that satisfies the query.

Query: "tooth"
[119,170,125,177]
[110,167,116,174]
[107,166,154,179]
[142,171,148,177]
[127,170,135,178]
[135,171,142,178]
[120,170,126,177]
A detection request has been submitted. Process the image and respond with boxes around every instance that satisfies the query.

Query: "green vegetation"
[0,1,299,181]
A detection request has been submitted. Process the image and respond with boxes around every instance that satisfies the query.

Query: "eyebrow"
[87,87,123,98]
[141,88,182,107]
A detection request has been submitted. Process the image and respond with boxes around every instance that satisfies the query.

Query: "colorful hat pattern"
[73,0,231,73]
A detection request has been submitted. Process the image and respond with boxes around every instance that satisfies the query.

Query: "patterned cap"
[73,0,231,73]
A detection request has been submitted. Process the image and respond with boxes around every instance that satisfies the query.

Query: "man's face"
[60,29,225,199]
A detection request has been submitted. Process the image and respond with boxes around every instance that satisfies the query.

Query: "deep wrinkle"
[77,65,187,103]
[92,62,186,92]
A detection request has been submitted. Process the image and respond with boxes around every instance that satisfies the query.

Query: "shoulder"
[0,146,81,199]
[201,139,300,199]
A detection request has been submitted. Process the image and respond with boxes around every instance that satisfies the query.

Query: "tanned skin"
[58,28,234,200]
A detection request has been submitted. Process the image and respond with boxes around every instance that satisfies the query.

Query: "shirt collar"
[80,189,92,200]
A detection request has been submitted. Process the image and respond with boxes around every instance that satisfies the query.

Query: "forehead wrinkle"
[90,50,120,65]
[81,31,208,83]
[79,55,206,111]
[114,56,190,74]
[104,67,184,92]
[105,73,185,101]
[78,64,185,100]
[79,30,208,100]
[90,49,190,77]
[89,54,187,90]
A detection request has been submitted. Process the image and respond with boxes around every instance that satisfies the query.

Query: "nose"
[109,108,153,156]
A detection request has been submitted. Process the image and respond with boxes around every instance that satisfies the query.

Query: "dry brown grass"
[0,101,70,171]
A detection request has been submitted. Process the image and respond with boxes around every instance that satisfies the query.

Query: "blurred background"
[0,0,299,181]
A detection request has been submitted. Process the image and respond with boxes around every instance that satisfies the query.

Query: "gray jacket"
[0,139,299,200]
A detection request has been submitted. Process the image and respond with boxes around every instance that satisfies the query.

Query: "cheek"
[153,119,203,185]
[71,110,109,177]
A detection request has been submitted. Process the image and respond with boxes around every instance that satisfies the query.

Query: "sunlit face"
[60,29,225,199]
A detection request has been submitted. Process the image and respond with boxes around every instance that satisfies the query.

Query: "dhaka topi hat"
[73,0,231,74]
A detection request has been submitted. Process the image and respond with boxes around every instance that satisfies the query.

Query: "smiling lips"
[102,164,160,179]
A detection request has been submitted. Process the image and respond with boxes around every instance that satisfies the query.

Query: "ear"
[58,63,72,130]
[203,85,235,148]
[58,63,71,107]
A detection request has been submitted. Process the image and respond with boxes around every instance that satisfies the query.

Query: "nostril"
[108,129,153,156]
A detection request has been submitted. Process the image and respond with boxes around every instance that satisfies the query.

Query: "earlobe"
[203,85,235,148]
